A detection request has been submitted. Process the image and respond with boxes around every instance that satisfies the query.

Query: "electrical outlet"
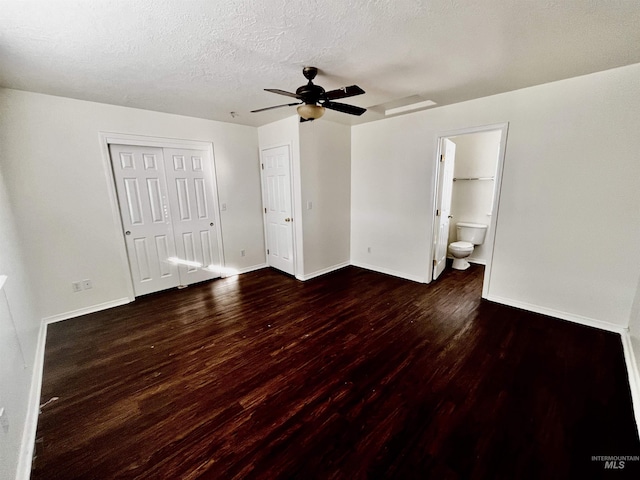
[367,247,372,254]
[82,279,92,290]
[0,407,9,434]
[307,201,313,210]
[240,249,246,257]
[221,203,227,211]
[72,281,82,293]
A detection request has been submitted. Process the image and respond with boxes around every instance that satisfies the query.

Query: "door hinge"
[261,163,264,170]
[436,209,440,216]
[267,249,270,255]
[433,259,437,267]
[264,207,267,214]
[440,154,444,162]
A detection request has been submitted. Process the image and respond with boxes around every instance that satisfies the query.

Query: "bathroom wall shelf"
[452,176,495,181]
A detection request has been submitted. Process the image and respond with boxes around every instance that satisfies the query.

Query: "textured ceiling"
[1,0,640,127]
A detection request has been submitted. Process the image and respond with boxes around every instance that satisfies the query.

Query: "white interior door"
[164,148,222,284]
[433,138,456,280]
[261,145,295,275]
[109,144,180,296]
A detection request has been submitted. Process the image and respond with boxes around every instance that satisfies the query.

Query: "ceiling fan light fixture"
[297,104,325,120]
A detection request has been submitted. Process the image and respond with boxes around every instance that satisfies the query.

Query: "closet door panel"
[109,144,180,296]
[164,148,222,285]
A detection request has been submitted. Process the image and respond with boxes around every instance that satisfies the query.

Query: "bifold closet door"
[109,144,181,296]
[110,144,222,297]
[163,148,221,284]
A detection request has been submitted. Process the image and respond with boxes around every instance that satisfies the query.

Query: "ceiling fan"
[251,66,366,122]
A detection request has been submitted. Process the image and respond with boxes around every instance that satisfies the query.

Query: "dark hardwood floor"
[33,265,640,479]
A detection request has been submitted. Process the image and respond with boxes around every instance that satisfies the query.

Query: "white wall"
[299,120,351,277]
[351,117,432,283]
[631,277,640,338]
[0,162,41,479]
[352,63,640,329]
[630,274,640,354]
[449,130,501,264]
[0,89,264,321]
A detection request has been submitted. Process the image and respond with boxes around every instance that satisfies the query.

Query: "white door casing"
[432,138,456,280]
[164,148,221,283]
[261,145,295,275]
[427,123,508,292]
[109,144,180,296]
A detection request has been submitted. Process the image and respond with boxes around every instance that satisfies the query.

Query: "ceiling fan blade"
[251,102,301,113]
[323,101,367,116]
[264,88,302,99]
[324,85,365,101]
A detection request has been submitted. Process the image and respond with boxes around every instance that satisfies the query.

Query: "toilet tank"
[456,222,488,244]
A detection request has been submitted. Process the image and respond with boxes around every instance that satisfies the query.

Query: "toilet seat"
[449,241,473,253]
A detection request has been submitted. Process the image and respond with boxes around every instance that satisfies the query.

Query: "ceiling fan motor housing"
[296,83,325,105]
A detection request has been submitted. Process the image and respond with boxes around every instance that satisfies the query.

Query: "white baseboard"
[467,257,486,266]
[16,320,48,480]
[621,332,640,437]
[485,294,627,334]
[230,263,268,276]
[297,262,350,281]
[350,261,427,284]
[482,295,638,437]
[41,266,272,325]
[446,254,486,266]
[42,297,132,325]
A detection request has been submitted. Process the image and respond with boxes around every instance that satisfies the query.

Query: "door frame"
[99,132,225,301]
[429,122,509,298]
[259,143,300,277]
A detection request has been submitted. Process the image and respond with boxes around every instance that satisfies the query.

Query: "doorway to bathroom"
[431,123,508,298]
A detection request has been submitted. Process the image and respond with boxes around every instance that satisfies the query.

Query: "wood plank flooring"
[33,265,640,479]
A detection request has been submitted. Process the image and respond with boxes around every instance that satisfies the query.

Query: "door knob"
[285,217,291,222]
[210,223,214,227]
[125,231,131,235]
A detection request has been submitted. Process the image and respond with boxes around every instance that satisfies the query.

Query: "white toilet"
[449,223,488,270]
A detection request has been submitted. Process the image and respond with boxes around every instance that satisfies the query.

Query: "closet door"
[261,145,295,275]
[109,145,180,296]
[164,148,222,285]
